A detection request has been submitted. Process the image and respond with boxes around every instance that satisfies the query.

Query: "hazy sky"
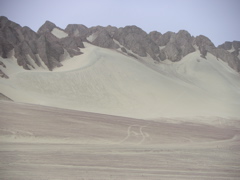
[0,0,239,46]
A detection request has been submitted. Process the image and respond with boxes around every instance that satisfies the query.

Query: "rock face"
[212,48,240,72]
[113,26,160,60]
[218,41,240,64]
[89,26,119,49]
[161,30,195,62]
[218,41,240,51]
[0,16,240,73]
[0,69,8,78]
[0,37,14,58]
[0,17,83,70]
[218,41,233,50]
[194,37,240,72]
[149,31,162,46]
[37,21,56,35]
[65,24,89,40]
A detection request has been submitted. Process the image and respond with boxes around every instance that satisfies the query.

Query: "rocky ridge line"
[0,16,239,77]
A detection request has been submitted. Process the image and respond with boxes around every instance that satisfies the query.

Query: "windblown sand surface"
[1,43,240,119]
[0,101,239,179]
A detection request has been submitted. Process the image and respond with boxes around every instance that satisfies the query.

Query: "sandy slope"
[0,43,240,119]
[0,101,240,180]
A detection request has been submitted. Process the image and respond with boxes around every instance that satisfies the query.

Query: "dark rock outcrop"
[36,33,63,70]
[193,35,215,58]
[89,27,119,49]
[0,93,13,101]
[37,20,57,35]
[0,36,14,58]
[105,25,118,37]
[233,41,240,50]
[65,24,89,40]
[37,21,83,69]
[218,41,232,50]
[218,41,240,62]
[0,17,83,71]
[149,31,162,46]
[0,69,8,78]
[158,50,167,61]
[0,19,24,46]
[211,48,240,72]
[113,26,160,60]
[162,30,195,62]
[158,31,175,46]
[0,16,239,73]
[163,43,181,61]
[21,26,39,42]
[59,36,84,57]
[218,41,240,51]
[14,41,37,69]
[0,61,6,68]
[194,37,240,71]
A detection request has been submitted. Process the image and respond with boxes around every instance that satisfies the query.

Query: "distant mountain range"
[0,16,240,119]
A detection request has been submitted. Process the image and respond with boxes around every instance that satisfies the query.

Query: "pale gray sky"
[0,0,239,46]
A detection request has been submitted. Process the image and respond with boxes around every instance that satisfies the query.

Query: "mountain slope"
[0,17,240,119]
[1,42,240,119]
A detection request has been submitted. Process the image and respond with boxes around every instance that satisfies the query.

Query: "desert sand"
[1,43,240,119]
[1,38,240,179]
[0,100,239,179]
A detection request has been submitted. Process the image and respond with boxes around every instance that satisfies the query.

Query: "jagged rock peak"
[161,30,195,62]
[194,35,215,48]
[120,25,146,33]
[218,41,240,51]
[113,25,160,60]
[0,16,9,28]
[0,16,21,29]
[174,30,193,43]
[90,29,119,49]
[193,35,215,58]
[37,20,57,34]
[0,16,240,73]
[232,41,240,50]
[218,41,232,50]
[158,31,175,46]
[0,17,83,71]
[218,41,240,66]
[0,16,8,21]
[149,31,162,46]
[21,26,39,42]
[65,24,89,39]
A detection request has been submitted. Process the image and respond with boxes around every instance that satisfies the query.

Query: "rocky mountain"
[0,16,240,76]
[0,16,83,72]
[1,16,240,119]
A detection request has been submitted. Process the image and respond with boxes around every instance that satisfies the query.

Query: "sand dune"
[0,101,239,179]
[0,43,240,119]
[1,42,240,179]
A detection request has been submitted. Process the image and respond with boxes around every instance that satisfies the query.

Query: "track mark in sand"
[118,125,148,145]
[137,126,147,145]
[117,125,133,144]
[0,128,34,138]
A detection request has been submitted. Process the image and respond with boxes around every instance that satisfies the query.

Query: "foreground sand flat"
[0,101,240,180]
